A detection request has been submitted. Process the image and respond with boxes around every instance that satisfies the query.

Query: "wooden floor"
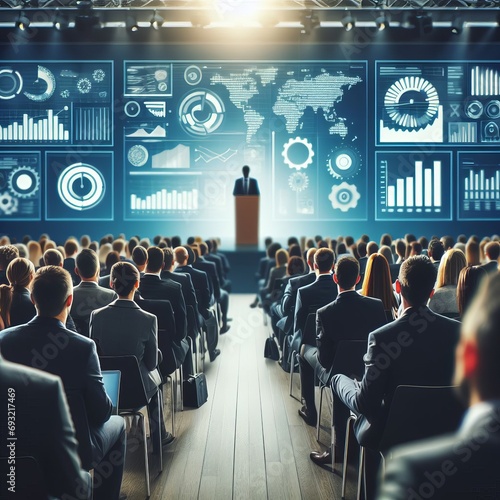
[121,294,358,500]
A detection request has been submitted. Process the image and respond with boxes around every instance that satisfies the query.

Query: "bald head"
[174,246,189,266]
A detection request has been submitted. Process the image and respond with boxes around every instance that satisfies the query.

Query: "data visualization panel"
[0,62,113,146]
[458,152,500,220]
[45,152,113,221]
[376,152,452,221]
[123,61,367,221]
[0,152,41,220]
[376,61,500,146]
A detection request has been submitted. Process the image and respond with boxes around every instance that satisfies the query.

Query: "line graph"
[194,146,238,164]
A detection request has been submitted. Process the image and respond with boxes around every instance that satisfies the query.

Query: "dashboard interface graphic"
[0,56,498,224]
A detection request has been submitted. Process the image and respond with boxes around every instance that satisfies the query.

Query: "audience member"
[0,245,19,285]
[333,256,460,499]
[0,266,126,500]
[63,238,81,286]
[441,235,455,251]
[42,248,64,266]
[466,238,481,266]
[480,241,499,274]
[27,240,42,267]
[428,238,444,271]
[378,273,500,498]
[457,265,487,319]
[409,241,422,256]
[366,241,379,256]
[131,245,148,275]
[260,248,289,308]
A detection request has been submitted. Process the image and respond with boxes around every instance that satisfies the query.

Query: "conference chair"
[316,340,366,469]
[99,355,164,498]
[341,385,465,500]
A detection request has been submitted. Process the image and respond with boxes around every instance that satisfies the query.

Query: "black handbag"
[264,336,280,361]
[183,373,208,408]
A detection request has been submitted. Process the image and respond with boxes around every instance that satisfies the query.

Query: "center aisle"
[123,294,354,500]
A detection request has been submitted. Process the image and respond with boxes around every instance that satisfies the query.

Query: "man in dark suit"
[205,239,231,292]
[333,256,460,498]
[90,261,174,449]
[378,272,500,499]
[63,238,81,286]
[480,241,499,274]
[0,266,126,500]
[139,246,187,342]
[0,354,91,499]
[72,249,118,336]
[305,257,387,464]
[427,238,444,273]
[293,248,337,346]
[233,165,260,196]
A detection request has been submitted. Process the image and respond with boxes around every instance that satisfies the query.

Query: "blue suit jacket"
[233,177,260,196]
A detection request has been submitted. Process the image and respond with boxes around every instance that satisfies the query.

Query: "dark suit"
[72,281,118,337]
[0,357,91,500]
[233,176,260,195]
[175,265,212,317]
[378,402,500,499]
[333,306,460,499]
[63,257,81,286]
[98,274,112,289]
[139,273,187,341]
[299,291,387,440]
[480,261,499,274]
[0,317,125,500]
[161,269,200,327]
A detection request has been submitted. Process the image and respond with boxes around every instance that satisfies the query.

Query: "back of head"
[306,247,317,270]
[171,236,182,248]
[380,233,392,247]
[31,266,72,317]
[132,246,148,267]
[361,254,394,310]
[111,261,139,297]
[187,236,196,245]
[264,237,273,248]
[267,242,282,259]
[428,238,445,261]
[287,236,299,247]
[275,248,289,267]
[80,235,91,248]
[128,237,138,256]
[360,234,370,243]
[288,256,305,276]
[410,241,423,256]
[315,248,334,274]
[174,246,189,266]
[466,239,481,266]
[76,249,99,279]
[437,249,467,288]
[7,257,34,289]
[64,239,79,257]
[379,245,394,265]
[98,243,112,265]
[43,248,63,267]
[367,241,379,256]
[0,245,19,270]
[199,242,208,256]
[336,242,347,256]
[462,273,500,400]
[441,235,455,251]
[146,247,164,273]
[27,240,42,265]
[185,245,196,264]
[163,247,174,269]
[105,251,120,273]
[457,266,488,318]
[398,255,437,307]
[344,236,355,247]
[335,256,359,290]
[112,238,125,254]
[288,244,302,258]
[357,241,367,258]
[485,241,500,262]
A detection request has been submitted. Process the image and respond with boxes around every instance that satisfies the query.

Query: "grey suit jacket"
[89,299,160,399]
[378,401,500,499]
[72,281,118,336]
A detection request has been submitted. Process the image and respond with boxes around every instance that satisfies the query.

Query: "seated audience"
[251,241,281,308]
[63,239,81,286]
[466,237,481,266]
[259,248,289,310]
[131,245,148,277]
[480,241,499,274]
[42,248,64,267]
[428,248,467,318]
[0,245,19,286]
[332,256,460,499]
[428,238,444,271]
[0,266,126,500]
[90,261,174,449]
[456,265,487,319]
[378,273,500,499]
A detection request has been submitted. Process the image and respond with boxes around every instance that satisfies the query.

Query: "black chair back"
[99,355,149,410]
[65,391,94,471]
[0,456,47,499]
[378,385,465,453]
[330,340,367,380]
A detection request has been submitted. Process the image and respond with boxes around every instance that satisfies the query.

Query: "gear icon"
[8,166,40,198]
[329,182,360,212]
[282,137,314,170]
[327,146,361,180]
[92,69,106,83]
[0,192,19,216]
[288,172,309,192]
[77,78,92,94]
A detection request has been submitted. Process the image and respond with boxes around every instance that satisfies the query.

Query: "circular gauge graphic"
[288,172,309,192]
[23,65,55,102]
[282,137,314,170]
[8,166,40,198]
[184,65,202,86]
[124,101,141,118]
[486,100,500,119]
[0,192,18,215]
[384,76,439,129]
[179,89,225,136]
[127,145,148,167]
[329,182,360,212]
[57,163,105,211]
[0,69,23,100]
[465,100,483,120]
[327,146,361,179]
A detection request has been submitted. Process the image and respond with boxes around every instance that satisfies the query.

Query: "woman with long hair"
[0,257,35,330]
[456,265,487,318]
[360,253,398,321]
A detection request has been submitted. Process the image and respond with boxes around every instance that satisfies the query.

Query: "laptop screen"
[102,370,121,415]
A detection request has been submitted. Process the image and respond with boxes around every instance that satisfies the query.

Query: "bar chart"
[376,152,452,220]
[74,107,111,143]
[458,152,500,220]
[471,66,500,96]
[0,108,70,143]
[130,188,199,211]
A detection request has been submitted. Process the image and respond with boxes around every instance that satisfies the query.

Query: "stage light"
[341,13,354,32]
[300,11,320,35]
[75,1,100,30]
[151,10,164,30]
[54,10,69,30]
[16,12,30,31]
[375,13,389,31]
[126,14,139,32]
[451,16,463,34]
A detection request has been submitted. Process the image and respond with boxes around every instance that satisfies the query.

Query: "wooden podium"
[235,195,259,246]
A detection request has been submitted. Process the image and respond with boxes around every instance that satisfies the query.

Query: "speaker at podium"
[233,165,260,247]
